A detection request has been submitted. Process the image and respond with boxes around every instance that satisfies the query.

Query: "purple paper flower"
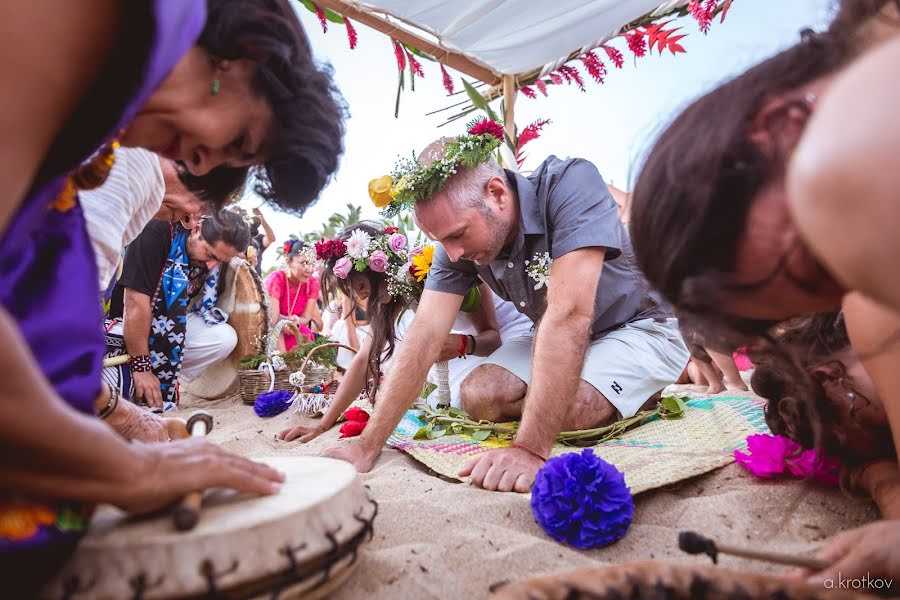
[388,233,407,254]
[368,250,389,273]
[254,390,294,417]
[333,256,352,279]
[531,449,634,549]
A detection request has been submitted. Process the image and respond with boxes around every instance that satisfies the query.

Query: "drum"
[489,560,876,599]
[40,457,376,600]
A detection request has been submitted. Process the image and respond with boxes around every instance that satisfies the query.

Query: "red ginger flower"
[391,39,406,72]
[520,85,537,99]
[383,226,399,234]
[405,48,425,78]
[558,65,585,91]
[580,51,606,84]
[688,0,717,34]
[625,31,647,57]
[345,17,358,49]
[603,45,624,68]
[535,79,548,96]
[517,119,551,149]
[468,118,504,140]
[314,3,328,33]
[440,64,455,94]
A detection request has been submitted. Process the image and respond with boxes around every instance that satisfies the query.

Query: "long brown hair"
[629,0,898,351]
[319,222,409,400]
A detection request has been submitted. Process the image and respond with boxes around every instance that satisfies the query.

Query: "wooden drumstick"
[173,411,214,531]
[678,531,831,571]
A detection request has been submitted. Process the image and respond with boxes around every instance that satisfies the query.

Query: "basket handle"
[298,342,358,375]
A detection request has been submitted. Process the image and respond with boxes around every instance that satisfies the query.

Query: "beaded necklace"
[51,138,121,212]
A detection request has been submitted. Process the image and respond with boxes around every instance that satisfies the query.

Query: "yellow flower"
[368,175,394,208]
[391,177,408,198]
[411,245,434,282]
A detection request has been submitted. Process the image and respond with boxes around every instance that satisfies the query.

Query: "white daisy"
[346,229,372,259]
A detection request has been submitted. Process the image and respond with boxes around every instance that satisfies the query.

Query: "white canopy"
[315,0,690,84]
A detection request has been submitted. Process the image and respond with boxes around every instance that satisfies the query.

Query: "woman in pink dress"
[266,240,323,350]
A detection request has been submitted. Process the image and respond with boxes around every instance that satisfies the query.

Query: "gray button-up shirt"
[425,156,671,340]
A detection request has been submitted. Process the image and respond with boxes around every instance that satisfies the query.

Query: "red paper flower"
[339,420,367,438]
[338,406,370,438]
[734,434,838,485]
[467,118,504,140]
[283,240,294,255]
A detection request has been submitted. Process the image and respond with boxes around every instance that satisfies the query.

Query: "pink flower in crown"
[333,257,352,279]
[368,250,389,273]
[388,233,407,254]
[409,245,424,258]
[733,434,801,479]
[383,226,399,235]
[468,118,504,140]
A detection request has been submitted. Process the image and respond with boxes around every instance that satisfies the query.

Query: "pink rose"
[388,233,407,254]
[409,245,424,258]
[333,257,352,279]
[368,250,389,273]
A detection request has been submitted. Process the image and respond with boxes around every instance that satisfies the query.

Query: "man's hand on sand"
[319,439,379,472]
[105,398,184,442]
[459,447,543,493]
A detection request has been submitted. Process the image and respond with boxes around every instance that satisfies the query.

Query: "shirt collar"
[506,169,544,236]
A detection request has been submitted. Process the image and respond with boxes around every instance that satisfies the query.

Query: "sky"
[242,0,836,269]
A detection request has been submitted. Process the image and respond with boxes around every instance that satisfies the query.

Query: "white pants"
[180,312,238,383]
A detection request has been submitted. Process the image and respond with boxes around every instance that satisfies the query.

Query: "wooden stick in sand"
[678,531,831,571]
[173,411,214,531]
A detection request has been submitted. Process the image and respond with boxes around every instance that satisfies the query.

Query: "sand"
[173,391,879,598]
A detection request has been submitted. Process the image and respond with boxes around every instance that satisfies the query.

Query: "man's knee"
[459,364,525,421]
[567,381,617,430]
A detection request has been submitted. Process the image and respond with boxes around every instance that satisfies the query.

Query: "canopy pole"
[502,75,517,142]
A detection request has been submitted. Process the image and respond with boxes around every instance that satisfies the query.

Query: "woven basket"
[292,342,357,415]
[238,319,301,405]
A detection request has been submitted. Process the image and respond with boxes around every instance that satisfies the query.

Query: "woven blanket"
[387,394,769,494]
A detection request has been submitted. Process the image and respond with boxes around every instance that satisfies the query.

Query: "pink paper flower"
[333,257,352,279]
[388,233,407,254]
[368,250,389,273]
[734,434,839,486]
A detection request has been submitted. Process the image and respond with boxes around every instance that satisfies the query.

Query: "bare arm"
[856,460,900,520]
[123,288,163,407]
[320,289,462,471]
[279,337,371,442]
[301,297,322,332]
[843,292,900,466]
[516,247,605,457]
[0,0,120,238]
[0,307,282,513]
[344,297,361,350]
[255,209,276,249]
[468,282,501,357]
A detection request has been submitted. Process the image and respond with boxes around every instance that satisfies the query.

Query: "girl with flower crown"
[265,239,322,350]
[279,221,502,444]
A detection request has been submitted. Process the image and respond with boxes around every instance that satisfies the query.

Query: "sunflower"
[411,245,434,282]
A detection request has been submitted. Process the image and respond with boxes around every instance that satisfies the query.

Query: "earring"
[211,78,220,96]
[804,92,817,105]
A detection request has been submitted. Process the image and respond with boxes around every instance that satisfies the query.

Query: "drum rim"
[52,495,378,600]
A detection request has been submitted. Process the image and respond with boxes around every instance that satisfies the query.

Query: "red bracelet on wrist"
[457,334,467,359]
[511,441,548,463]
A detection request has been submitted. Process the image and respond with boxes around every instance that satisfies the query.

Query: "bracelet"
[130,354,153,373]
[457,334,467,359]
[98,385,119,420]
[511,440,548,462]
[467,334,476,356]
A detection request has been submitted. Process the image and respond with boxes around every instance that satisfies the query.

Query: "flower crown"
[368,118,505,217]
[282,239,317,265]
[315,227,434,301]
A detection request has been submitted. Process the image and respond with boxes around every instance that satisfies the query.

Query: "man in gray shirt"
[322,142,688,493]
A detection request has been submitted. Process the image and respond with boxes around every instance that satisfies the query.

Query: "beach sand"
[173,390,878,598]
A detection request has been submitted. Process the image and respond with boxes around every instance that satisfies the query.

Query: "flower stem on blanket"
[411,394,687,445]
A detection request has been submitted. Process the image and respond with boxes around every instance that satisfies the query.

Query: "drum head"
[42,457,376,599]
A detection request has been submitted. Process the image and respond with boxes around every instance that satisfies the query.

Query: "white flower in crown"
[346,229,372,259]
[525,252,553,290]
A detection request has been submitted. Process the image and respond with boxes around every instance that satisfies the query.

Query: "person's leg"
[692,356,725,394]
[707,347,748,391]
[459,364,527,421]
[180,313,238,383]
[580,317,691,420]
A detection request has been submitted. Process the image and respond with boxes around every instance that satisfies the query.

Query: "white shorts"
[480,317,689,418]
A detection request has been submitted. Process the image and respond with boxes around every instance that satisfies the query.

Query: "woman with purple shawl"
[0,0,344,591]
